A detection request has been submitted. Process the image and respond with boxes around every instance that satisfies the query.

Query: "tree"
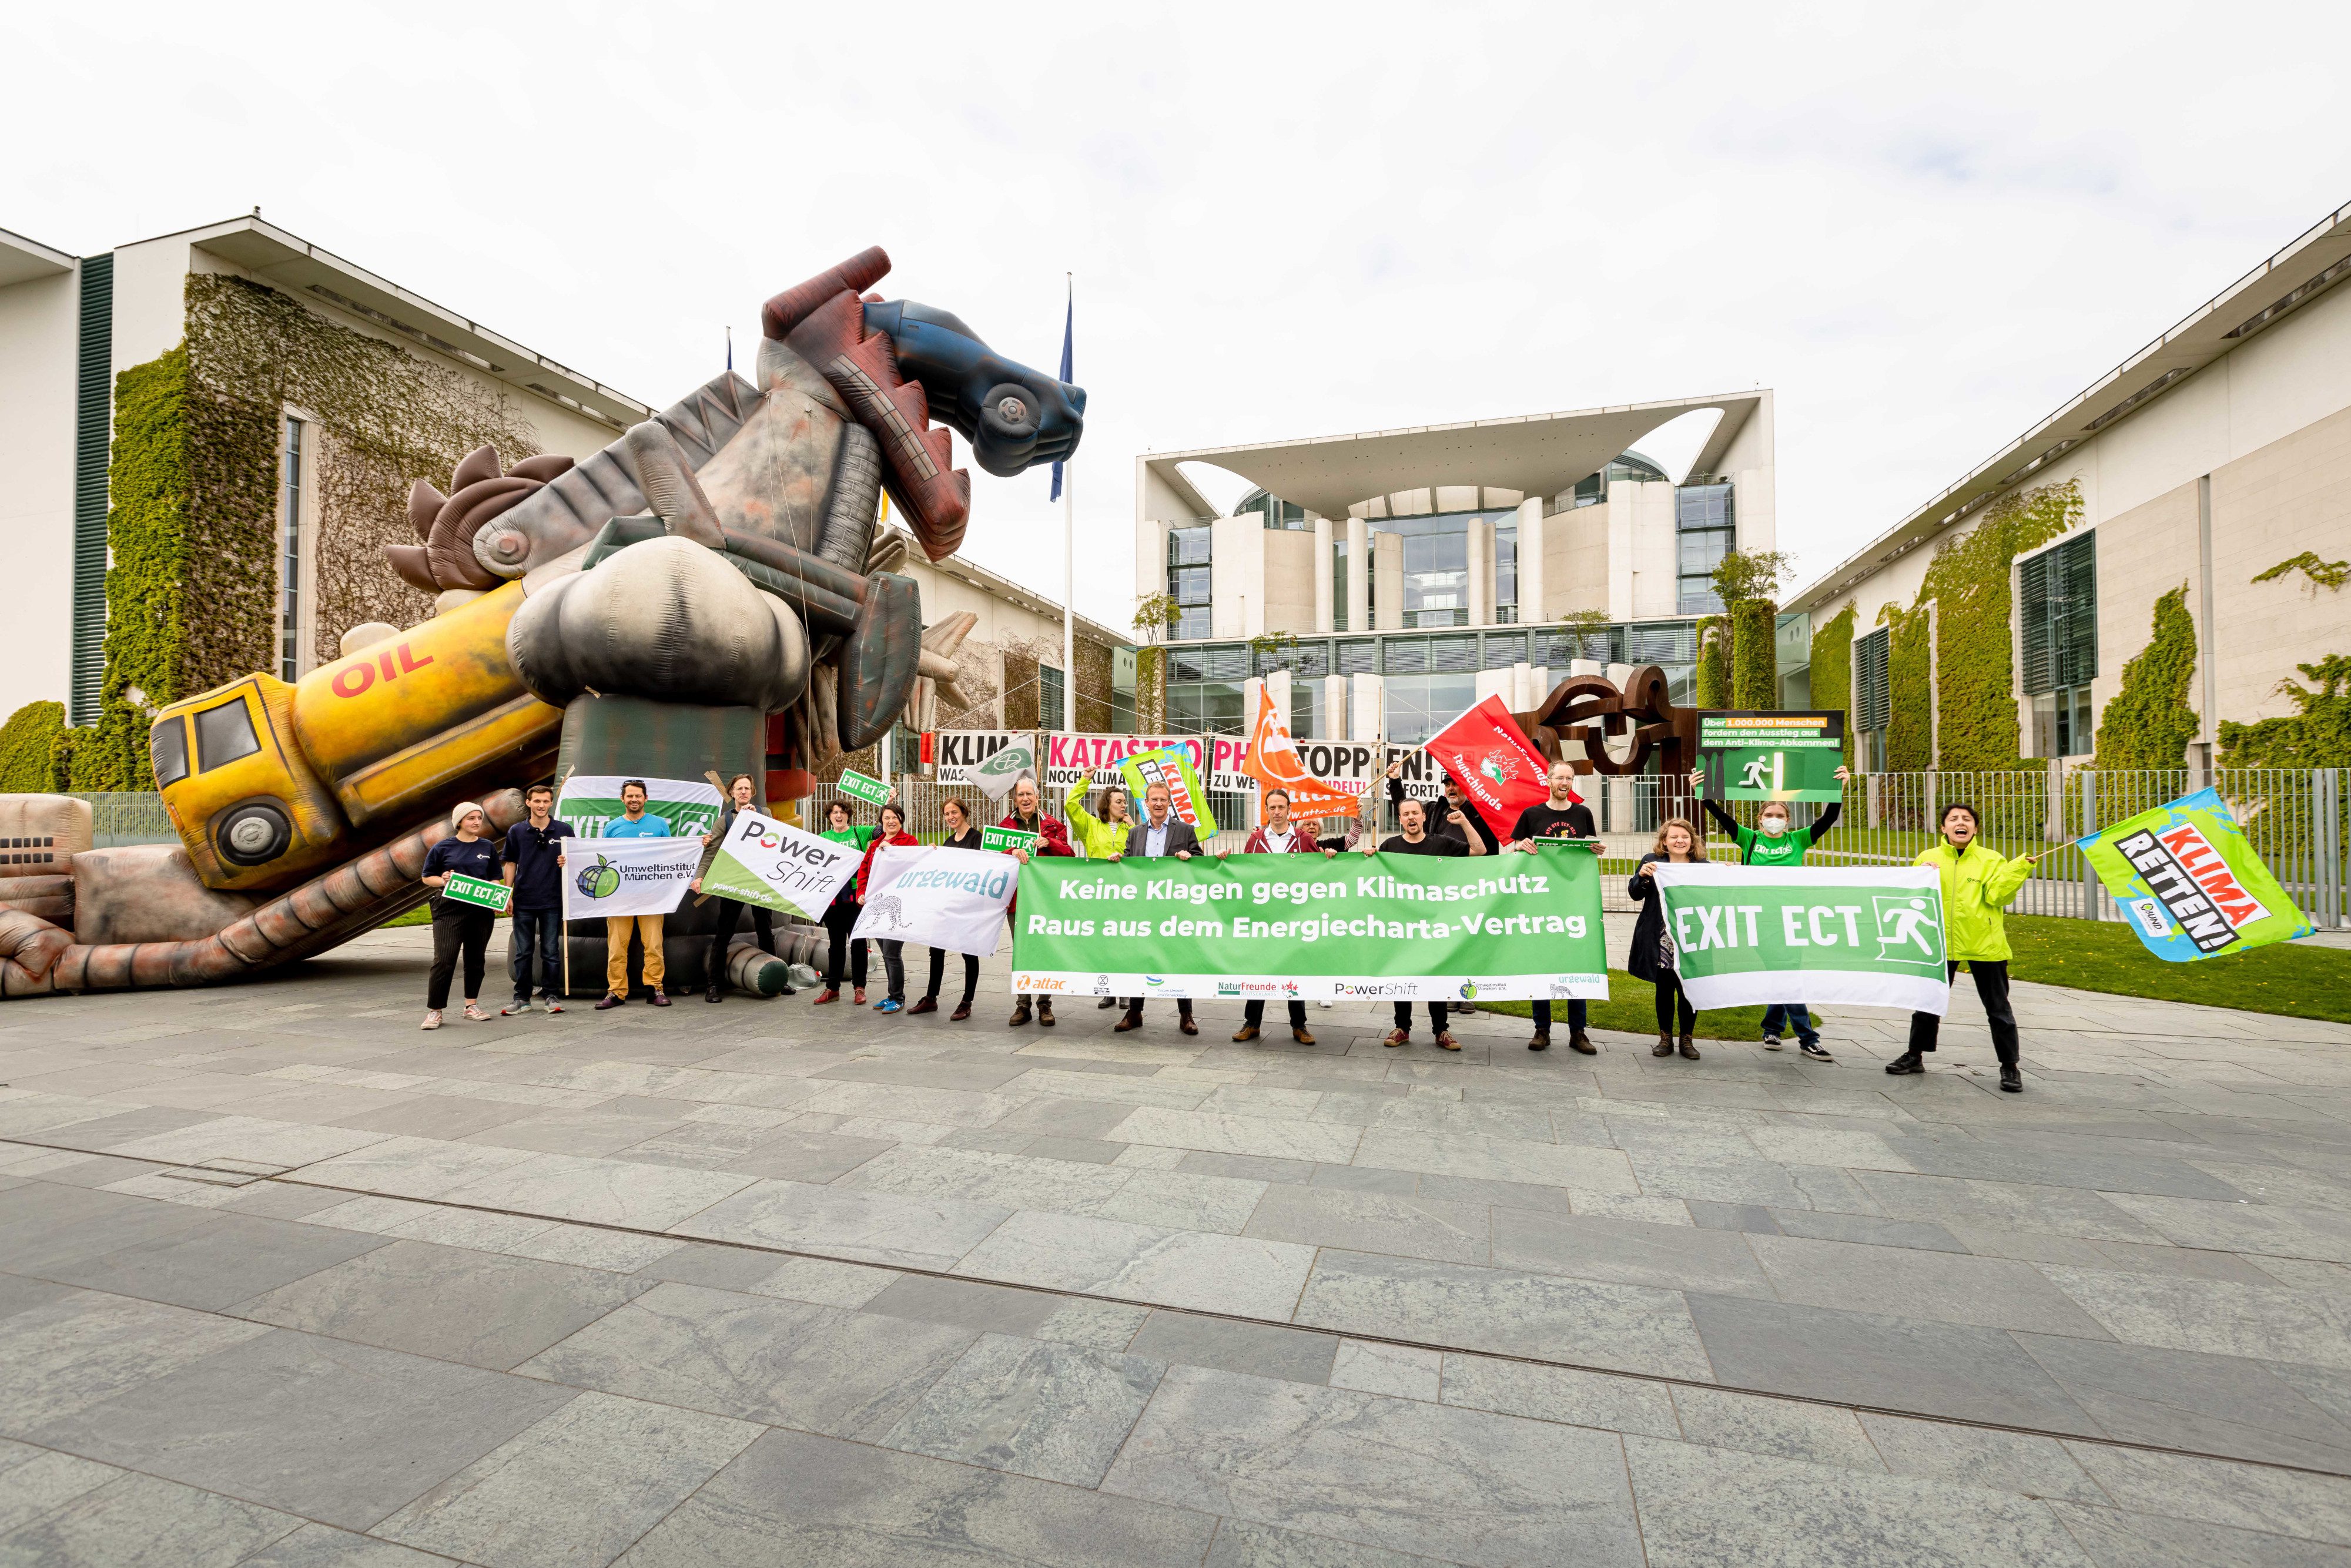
[1131,593,1181,732]
[1709,549,1793,609]
[1707,550,1791,712]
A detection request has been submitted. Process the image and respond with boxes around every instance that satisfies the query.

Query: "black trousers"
[1243,999,1307,1028]
[1531,999,1588,1033]
[925,948,979,1004]
[1124,997,1193,1020]
[1653,974,1696,1034]
[822,899,866,990]
[428,907,495,1010]
[1392,1001,1448,1033]
[710,898,776,956]
[1908,960,2020,1065]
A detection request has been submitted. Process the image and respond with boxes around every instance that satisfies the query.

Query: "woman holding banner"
[909,797,984,1020]
[1886,803,2037,1093]
[1063,783,1138,1006]
[1002,777,1074,1028]
[418,802,502,1030]
[691,774,789,1004]
[811,800,875,1006]
[855,803,921,1013]
[1692,765,1851,1061]
[1629,818,1706,1060]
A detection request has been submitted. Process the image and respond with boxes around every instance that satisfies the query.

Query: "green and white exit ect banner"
[1654,864,1950,1014]
[1009,849,1608,1003]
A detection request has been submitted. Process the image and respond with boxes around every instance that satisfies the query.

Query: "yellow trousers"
[604,914,665,996]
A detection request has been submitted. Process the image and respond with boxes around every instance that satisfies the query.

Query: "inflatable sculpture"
[0,249,1084,996]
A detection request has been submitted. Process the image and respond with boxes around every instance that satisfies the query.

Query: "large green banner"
[1654,864,1950,1013]
[1698,711,1846,803]
[1010,849,1607,1003]
[2077,786,2312,961]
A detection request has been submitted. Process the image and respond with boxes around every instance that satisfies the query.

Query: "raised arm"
[1700,799,1742,839]
[1807,801,1843,845]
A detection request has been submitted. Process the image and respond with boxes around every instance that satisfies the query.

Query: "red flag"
[1424,695,1561,837]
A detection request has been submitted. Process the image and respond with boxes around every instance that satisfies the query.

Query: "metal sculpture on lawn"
[0,249,1083,996]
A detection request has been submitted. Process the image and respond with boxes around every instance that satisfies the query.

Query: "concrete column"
[1264,668,1291,733]
[1324,674,1351,740]
[1516,498,1545,625]
[1351,672,1385,742]
[1466,518,1493,626]
[1312,515,1334,635]
[1373,532,1404,631]
[1345,517,1370,633]
[1474,669,1512,706]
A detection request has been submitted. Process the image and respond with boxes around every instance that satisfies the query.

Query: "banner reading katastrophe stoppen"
[2077,786,2312,961]
[1654,864,1951,1014]
[1010,847,1607,1002]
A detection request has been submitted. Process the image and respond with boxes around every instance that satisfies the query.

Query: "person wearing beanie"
[419,802,503,1030]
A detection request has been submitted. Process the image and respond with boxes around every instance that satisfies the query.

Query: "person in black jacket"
[911,796,984,1020]
[1627,816,1707,1061]
[1111,782,1201,1035]
[499,783,572,1016]
[1363,794,1483,1051]
[1503,759,1600,1054]
[691,774,791,1004]
[420,802,504,1030]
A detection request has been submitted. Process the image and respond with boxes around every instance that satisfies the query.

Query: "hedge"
[2093,584,2198,770]
[0,702,67,793]
[1693,615,1729,709]
[1729,599,1776,709]
[1882,604,1931,771]
[1807,602,1855,764]
[2221,655,2351,769]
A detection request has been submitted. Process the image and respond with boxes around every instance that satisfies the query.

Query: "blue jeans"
[1531,1000,1588,1034]
[1763,1003,1817,1043]
[510,906,563,1001]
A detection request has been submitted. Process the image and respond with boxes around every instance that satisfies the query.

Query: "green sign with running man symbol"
[1652,863,1950,1014]
[1697,711,1846,803]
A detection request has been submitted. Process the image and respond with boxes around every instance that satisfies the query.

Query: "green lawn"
[2001,914,2351,1024]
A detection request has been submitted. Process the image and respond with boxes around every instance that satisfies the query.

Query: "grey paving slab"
[864,1274,1063,1336]
[239,1522,462,1566]
[2049,1499,2351,1567]
[517,1281,973,1439]
[953,1209,1317,1320]
[2015,1331,2351,1470]
[1489,1208,1775,1296]
[671,1178,1010,1270]
[1297,1249,1716,1381]
[1747,1232,2116,1337]
[374,1389,760,1568]
[1687,1291,2104,1435]
[0,1185,219,1278]
[1111,1107,1364,1164]
[1351,1127,1639,1193]
[0,1469,303,1567]
[1667,1385,1884,1472]
[1765,1206,1970,1252]
[1437,1352,1683,1438]
[1243,1183,1489,1265]
[613,1425,1218,1566]
[1201,1519,1457,1568]
[2039,1264,2351,1368]
[2061,1442,2351,1546]
[234,1239,651,1370]
[1621,1434,2095,1566]
[2105,1191,2351,1263]
[465,1110,696,1158]
[0,1438,118,1535]
[28,1326,574,1531]
[839,1142,1131,1212]
[0,1290,273,1435]
[25,1211,385,1312]
[719,1126,895,1184]
[1182,1151,1318,1185]
[1101,1363,1645,1567]
[435,1152,754,1230]
[292,1135,545,1200]
[1328,1339,1442,1401]
[1126,1312,1341,1385]
[882,1331,1166,1486]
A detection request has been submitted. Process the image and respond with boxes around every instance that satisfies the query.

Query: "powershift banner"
[1653,864,1951,1014]
[556,775,722,838]
[2077,787,2312,961]
[696,810,862,919]
[1010,846,1608,1001]
[561,836,703,921]
[851,845,1017,957]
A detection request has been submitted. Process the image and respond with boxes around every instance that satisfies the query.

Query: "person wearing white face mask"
[1693,763,1851,1062]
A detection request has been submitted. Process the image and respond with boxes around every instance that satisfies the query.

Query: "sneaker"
[853,988,867,1005]
[1382,1028,1410,1048]
[463,1003,491,1022]
[876,999,903,1014]
[501,1000,531,1017]
[595,994,625,1010]
[1800,1041,1836,1063]
[420,1010,443,1030]
[1761,1033,1783,1051]
[812,989,839,1005]
[1317,1000,1334,1009]
[1434,1031,1461,1051]
[543,999,565,1015]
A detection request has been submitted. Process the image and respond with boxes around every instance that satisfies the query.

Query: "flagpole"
[1060,272,1076,735]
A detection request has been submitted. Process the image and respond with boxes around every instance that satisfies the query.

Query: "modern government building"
[1134,391,1777,744]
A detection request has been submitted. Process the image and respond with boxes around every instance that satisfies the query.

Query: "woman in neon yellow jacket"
[1887,802,2042,1093]
[1064,780,1134,1009]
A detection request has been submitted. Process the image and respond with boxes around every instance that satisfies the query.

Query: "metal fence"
[70,793,179,848]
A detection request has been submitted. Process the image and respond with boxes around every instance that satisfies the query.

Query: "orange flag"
[1240,687,1361,820]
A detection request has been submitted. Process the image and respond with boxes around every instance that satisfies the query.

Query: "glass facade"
[1331,536,1349,632]
[1567,450,1670,507]
[1235,487,1310,530]
[1675,483,1735,615]
[279,417,304,681]
[1167,524,1212,641]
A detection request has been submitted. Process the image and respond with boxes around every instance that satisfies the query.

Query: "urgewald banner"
[1653,864,1951,1013]
[1009,847,1607,1002]
[2077,786,2312,961]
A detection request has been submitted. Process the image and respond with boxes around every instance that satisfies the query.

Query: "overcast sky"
[10,2,2349,635]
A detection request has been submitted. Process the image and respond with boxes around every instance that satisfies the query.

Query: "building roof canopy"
[0,226,75,289]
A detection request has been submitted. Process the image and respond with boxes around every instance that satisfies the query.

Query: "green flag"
[1655,864,1951,1013]
[2077,786,2312,961]
[1118,745,1218,840]
[1010,846,1606,1003]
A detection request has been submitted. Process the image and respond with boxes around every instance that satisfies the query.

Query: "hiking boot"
[1232,1024,1261,1043]
[1009,1000,1033,1027]
[1653,1033,1674,1057]
[1884,1051,1924,1076]
[1568,1030,1597,1056]
[1037,1000,1056,1027]
[1528,1031,1550,1052]
[1678,1031,1699,1060]
[1291,1026,1316,1046]
[1114,1010,1143,1033]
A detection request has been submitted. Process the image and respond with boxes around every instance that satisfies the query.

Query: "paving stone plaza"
[3,919,2349,1566]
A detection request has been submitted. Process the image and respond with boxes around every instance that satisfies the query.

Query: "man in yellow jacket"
[1887,802,2041,1093]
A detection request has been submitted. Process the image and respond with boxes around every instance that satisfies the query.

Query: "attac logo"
[2115,822,2268,954]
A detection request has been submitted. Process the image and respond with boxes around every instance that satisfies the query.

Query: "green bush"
[1807,602,1855,764]
[1730,599,1777,709]
[0,702,67,793]
[1693,615,1729,709]
[2221,655,2351,769]
[2093,585,2198,770]
[1884,605,1932,771]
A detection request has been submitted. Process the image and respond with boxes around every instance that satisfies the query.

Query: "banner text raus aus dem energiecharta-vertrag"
[1009,847,1608,1003]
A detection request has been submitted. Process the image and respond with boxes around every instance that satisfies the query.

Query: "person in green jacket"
[1886,802,2042,1093]
[1064,780,1134,1009]
[1694,765,1851,1061]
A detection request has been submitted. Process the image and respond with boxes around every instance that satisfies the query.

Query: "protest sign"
[1010,844,1607,1001]
[556,775,722,838]
[852,845,1017,956]
[1424,696,1557,837]
[561,836,702,921]
[1388,746,1449,803]
[936,731,1036,803]
[1238,688,1360,819]
[980,825,1038,855]
[439,872,511,913]
[1699,712,1846,803]
[695,809,862,919]
[1654,864,1950,1013]
[836,769,893,808]
[1119,746,1220,839]
[2077,786,2312,960]
[1044,733,1203,794]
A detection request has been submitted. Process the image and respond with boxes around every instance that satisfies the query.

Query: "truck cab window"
[194,699,262,771]
[151,716,190,788]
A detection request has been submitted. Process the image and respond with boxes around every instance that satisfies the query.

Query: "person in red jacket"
[1231,787,1337,1045]
[853,803,922,1012]
[999,775,1074,1027]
